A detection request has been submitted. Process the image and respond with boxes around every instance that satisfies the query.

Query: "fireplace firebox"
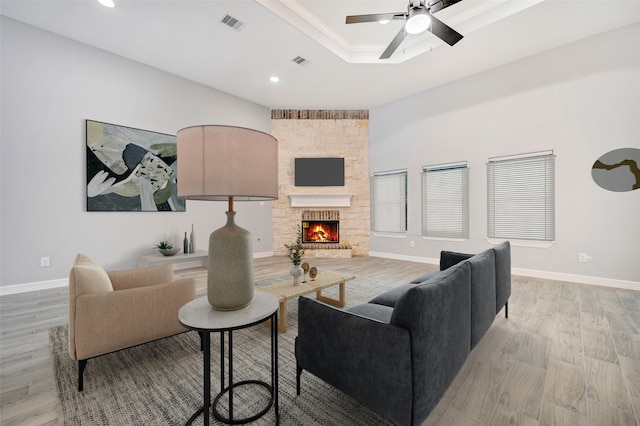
[302,221,339,244]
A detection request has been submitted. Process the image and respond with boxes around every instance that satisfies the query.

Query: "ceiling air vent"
[292,56,308,65]
[220,14,245,31]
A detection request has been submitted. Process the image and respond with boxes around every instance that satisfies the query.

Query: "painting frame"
[86,119,186,212]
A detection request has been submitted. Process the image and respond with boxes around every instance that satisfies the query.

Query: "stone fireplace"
[270,110,370,258]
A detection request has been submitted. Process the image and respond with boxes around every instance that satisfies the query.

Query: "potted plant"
[284,226,305,286]
[156,241,179,256]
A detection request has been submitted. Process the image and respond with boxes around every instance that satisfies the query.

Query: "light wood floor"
[1,256,639,425]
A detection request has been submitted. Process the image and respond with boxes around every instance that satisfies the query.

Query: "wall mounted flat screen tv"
[295,157,345,186]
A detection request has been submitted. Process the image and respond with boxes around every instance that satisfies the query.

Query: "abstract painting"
[86,120,186,211]
[591,147,640,192]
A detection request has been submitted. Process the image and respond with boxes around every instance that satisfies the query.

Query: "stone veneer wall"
[271,110,370,256]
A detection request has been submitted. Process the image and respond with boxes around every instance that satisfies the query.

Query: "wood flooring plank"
[550,312,584,366]
[583,327,619,364]
[543,359,587,416]
[539,400,586,426]
[587,399,637,426]
[497,360,547,420]
[585,357,633,412]
[451,361,510,423]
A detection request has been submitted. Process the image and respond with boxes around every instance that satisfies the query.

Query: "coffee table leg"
[316,280,346,308]
[278,301,287,333]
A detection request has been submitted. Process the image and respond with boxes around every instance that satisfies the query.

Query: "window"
[421,162,469,239]
[487,151,555,241]
[371,170,407,233]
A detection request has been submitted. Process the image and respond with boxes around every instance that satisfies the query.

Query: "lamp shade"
[176,125,278,201]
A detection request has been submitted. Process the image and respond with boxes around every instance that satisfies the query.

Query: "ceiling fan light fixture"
[405,7,430,34]
[97,0,115,8]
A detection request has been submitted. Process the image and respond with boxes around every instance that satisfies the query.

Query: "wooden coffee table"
[257,270,355,332]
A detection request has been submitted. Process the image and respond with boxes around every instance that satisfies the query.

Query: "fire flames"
[308,225,330,242]
[304,222,338,243]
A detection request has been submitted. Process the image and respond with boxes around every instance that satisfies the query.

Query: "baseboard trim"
[369,251,639,291]
[0,278,68,296]
[0,251,277,296]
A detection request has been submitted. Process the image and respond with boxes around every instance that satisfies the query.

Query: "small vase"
[290,264,304,286]
[190,224,196,253]
[183,232,189,254]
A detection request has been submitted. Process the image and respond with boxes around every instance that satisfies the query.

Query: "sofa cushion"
[493,241,511,314]
[440,250,473,270]
[466,249,496,349]
[409,270,439,284]
[71,253,113,296]
[347,303,394,323]
[390,261,472,423]
[368,283,417,307]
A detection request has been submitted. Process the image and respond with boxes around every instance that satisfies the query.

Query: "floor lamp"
[177,125,278,310]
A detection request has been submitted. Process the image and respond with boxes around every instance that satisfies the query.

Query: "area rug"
[50,275,398,425]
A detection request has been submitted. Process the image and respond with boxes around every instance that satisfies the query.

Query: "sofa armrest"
[296,297,413,425]
[108,264,174,291]
[70,278,195,360]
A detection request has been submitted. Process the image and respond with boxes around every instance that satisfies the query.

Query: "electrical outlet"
[40,257,50,267]
[578,253,591,263]
[410,241,415,248]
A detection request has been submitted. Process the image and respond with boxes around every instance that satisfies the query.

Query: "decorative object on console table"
[156,241,179,256]
[284,225,305,286]
[309,267,317,281]
[183,232,189,254]
[190,224,196,252]
[301,262,310,283]
[177,125,278,310]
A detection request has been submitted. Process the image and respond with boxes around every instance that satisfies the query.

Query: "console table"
[178,293,279,425]
[137,250,208,269]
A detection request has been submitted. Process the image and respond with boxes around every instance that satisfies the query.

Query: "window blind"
[371,170,407,233]
[421,162,469,239]
[487,151,555,241]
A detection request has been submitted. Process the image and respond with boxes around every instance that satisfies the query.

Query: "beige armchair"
[68,253,196,391]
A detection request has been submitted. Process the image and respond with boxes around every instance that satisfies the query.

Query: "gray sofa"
[295,241,510,425]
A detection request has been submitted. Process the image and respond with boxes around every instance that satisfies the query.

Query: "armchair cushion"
[71,254,113,295]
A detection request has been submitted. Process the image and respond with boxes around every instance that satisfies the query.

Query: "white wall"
[369,23,640,286]
[0,17,273,287]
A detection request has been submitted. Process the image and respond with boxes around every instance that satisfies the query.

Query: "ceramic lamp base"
[207,211,254,310]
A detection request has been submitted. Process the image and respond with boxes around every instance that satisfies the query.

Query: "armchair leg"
[78,359,88,392]
[505,301,509,319]
[296,364,303,395]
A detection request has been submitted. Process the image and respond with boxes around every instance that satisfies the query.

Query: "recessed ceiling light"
[98,0,115,8]
[378,19,390,25]
[270,76,280,83]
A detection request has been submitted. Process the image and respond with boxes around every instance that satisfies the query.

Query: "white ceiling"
[1,0,639,109]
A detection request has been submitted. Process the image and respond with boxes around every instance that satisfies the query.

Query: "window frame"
[487,150,556,243]
[421,161,469,240]
[371,169,408,235]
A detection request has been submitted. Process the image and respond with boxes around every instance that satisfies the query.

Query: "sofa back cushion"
[466,249,496,349]
[440,250,473,270]
[493,241,511,314]
[390,261,471,425]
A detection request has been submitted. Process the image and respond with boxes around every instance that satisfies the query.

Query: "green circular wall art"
[591,147,640,192]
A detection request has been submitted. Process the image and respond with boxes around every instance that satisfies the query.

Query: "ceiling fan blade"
[429,14,463,46]
[346,13,404,24]
[380,26,407,59]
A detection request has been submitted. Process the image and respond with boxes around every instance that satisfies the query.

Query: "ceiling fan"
[346,0,464,59]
